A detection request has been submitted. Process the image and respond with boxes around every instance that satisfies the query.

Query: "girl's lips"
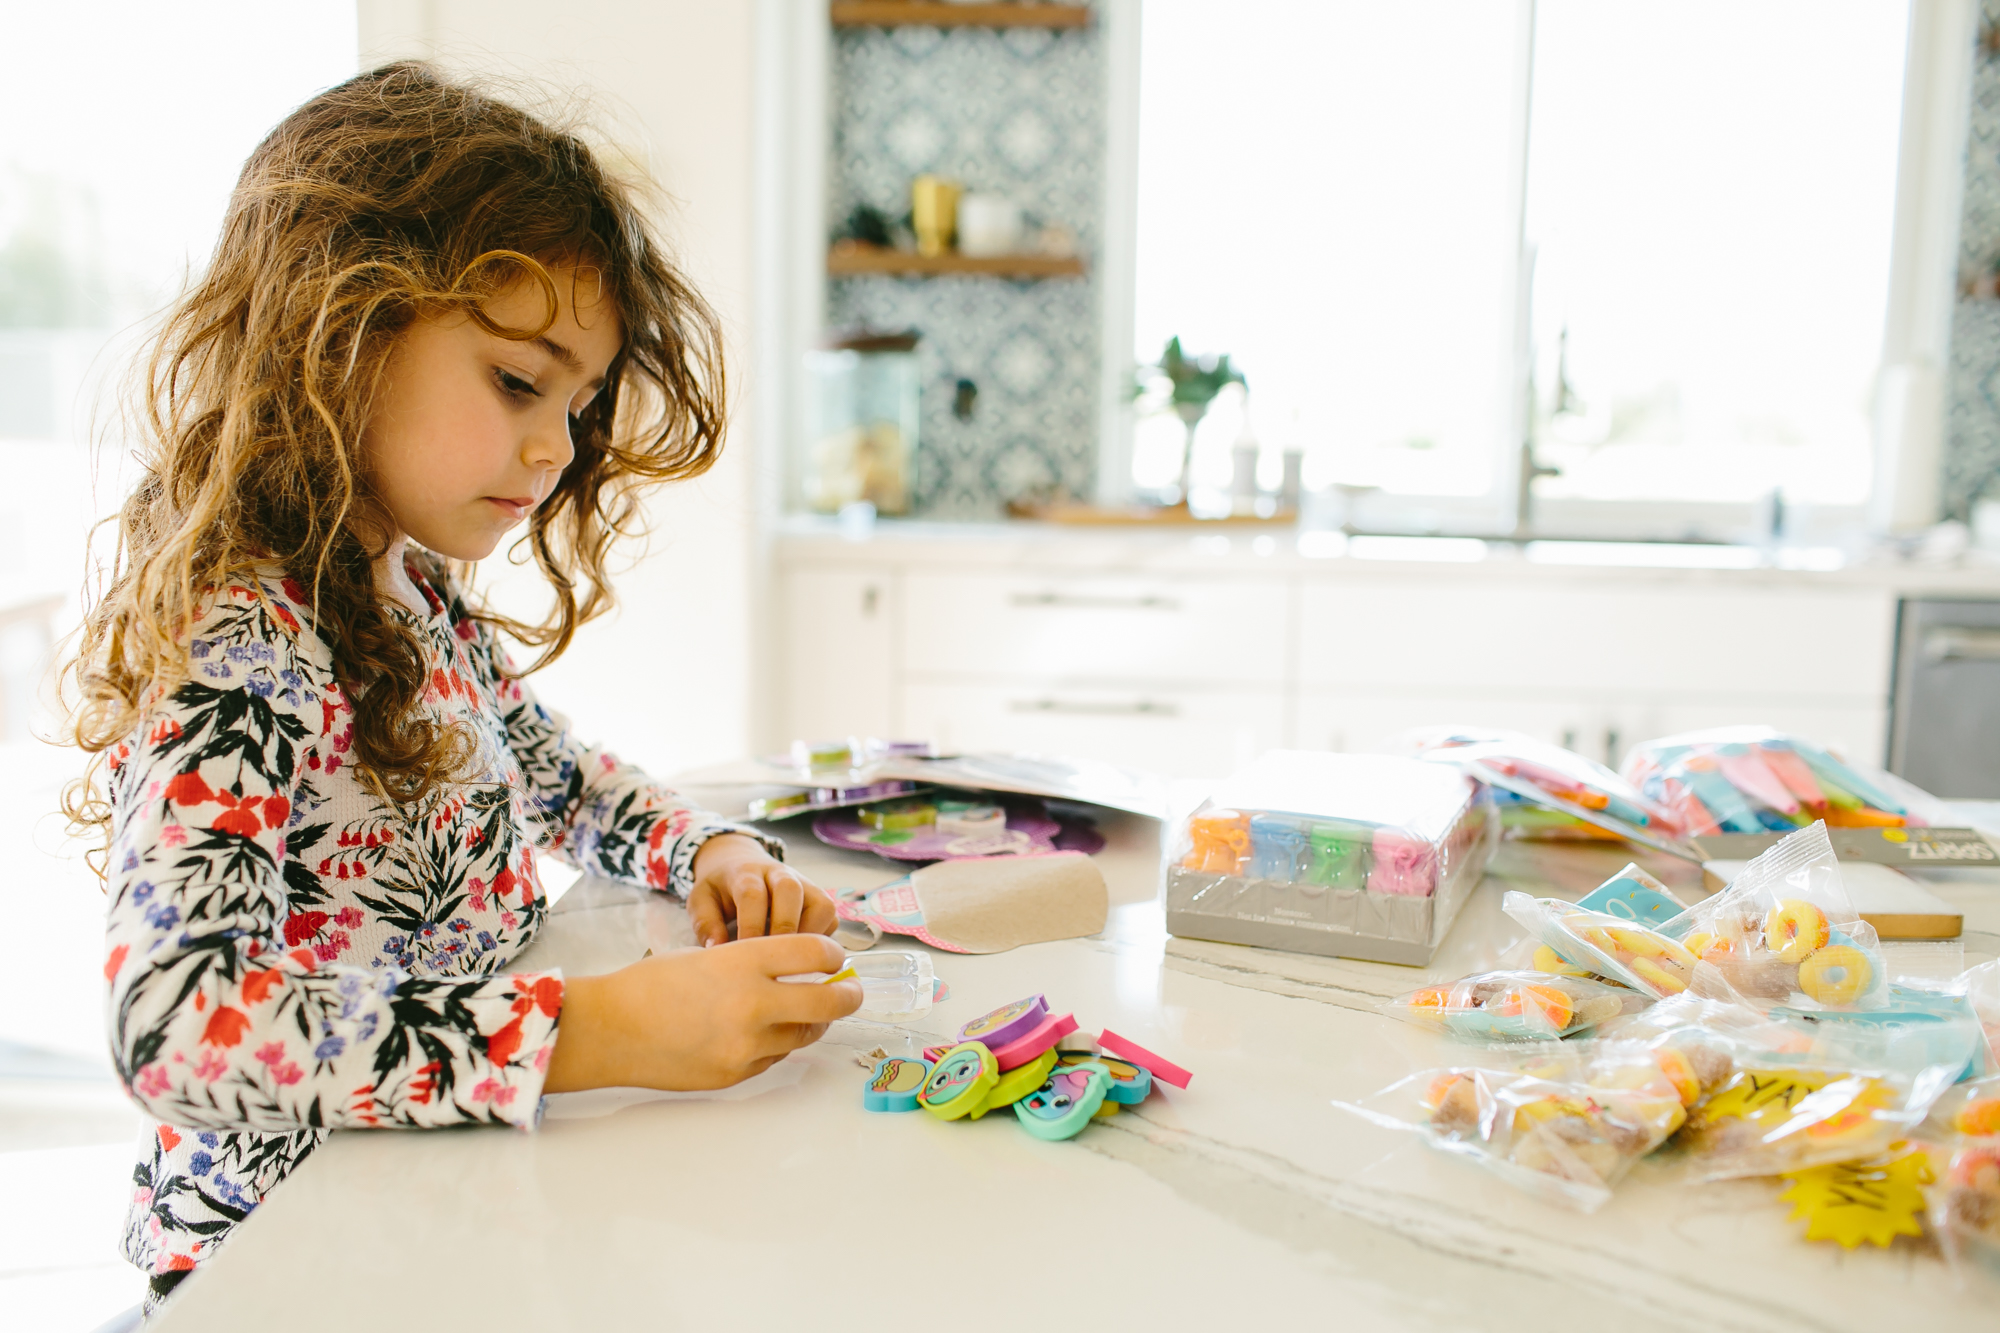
[486,496,535,520]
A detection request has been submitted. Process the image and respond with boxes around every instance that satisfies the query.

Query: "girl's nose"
[526,418,576,472]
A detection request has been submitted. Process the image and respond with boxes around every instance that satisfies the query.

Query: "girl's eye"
[494,369,541,401]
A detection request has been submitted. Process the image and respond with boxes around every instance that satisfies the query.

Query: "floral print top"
[104,558,765,1303]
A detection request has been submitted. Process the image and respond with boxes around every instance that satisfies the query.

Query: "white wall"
[357,0,766,778]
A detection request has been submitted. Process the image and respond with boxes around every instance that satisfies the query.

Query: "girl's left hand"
[687,833,839,947]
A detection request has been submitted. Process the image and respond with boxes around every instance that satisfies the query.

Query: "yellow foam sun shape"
[1777,1144,1933,1249]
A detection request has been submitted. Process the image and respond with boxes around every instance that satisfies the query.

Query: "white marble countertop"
[776,515,2000,596]
[154,806,2000,1332]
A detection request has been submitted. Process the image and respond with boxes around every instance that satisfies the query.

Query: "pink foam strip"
[1099,1029,1192,1089]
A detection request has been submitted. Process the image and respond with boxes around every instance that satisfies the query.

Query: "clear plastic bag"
[1399,727,1688,848]
[1165,752,1497,966]
[1667,822,1889,1011]
[1623,992,1962,1182]
[1931,1138,2000,1268]
[1620,725,1945,835]
[1334,1041,1696,1211]
[1385,970,1641,1042]
[1501,882,1709,1000]
[1925,1073,2000,1140]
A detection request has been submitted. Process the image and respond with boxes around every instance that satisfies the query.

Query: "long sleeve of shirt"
[478,629,778,898]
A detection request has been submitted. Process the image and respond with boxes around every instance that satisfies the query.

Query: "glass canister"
[800,330,919,515]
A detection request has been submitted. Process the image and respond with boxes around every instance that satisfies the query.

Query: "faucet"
[1513,443,1560,539]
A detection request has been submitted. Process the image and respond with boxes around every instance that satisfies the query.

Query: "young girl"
[67,63,862,1312]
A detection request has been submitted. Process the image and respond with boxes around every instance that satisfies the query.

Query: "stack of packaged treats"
[861,994,1190,1142]
[1343,821,1991,1244]
[1400,727,1687,850]
[1620,725,1937,835]
[1165,751,1498,966]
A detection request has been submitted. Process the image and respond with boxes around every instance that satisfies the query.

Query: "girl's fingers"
[687,882,731,948]
[733,871,769,939]
[766,868,805,936]
[801,888,838,937]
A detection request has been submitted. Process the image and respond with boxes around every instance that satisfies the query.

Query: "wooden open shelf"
[830,3,1093,29]
[828,245,1086,278]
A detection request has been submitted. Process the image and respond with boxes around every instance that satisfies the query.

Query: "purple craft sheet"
[812,798,1104,863]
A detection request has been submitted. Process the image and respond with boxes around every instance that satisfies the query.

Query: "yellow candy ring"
[1765,899,1831,964]
[1797,944,1873,1007]
[1682,931,1734,962]
[1628,956,1689,996]
[1531,944,1589,977]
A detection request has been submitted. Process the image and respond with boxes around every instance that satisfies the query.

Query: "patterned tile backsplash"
[826,21,1105,519]
[1948,1,2000,518]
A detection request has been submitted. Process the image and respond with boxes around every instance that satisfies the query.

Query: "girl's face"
[362,263,622,562]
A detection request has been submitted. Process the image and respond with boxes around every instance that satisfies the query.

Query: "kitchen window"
[1131,0,1926,539]
[0,1,357,615]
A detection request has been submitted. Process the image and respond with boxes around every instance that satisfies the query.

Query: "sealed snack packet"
[1620,725,1943,835]
[1501,880,1707,1000]
[1401,727,1690,852]
[1926,1073,2000,1140]
[1667,822,1888,1011]
[1335,1041,1698,1211]
[1932,1138,2000,1266]
[1386,970,1640,1042]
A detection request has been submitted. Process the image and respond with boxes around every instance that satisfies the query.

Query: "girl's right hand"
[543,934,862,1093]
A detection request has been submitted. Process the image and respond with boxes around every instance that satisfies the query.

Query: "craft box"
[1165,751,1497,966]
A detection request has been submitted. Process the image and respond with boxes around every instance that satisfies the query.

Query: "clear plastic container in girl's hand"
[781,950,936,1024]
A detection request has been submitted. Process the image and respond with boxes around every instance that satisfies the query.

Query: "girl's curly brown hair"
[63,62,725,850]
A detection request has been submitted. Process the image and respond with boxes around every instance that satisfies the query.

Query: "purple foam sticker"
[958,995,1049,1049]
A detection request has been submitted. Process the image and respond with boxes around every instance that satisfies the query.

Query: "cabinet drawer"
[901,681,1286,779]
[1297,582,1894,699]
[902,573,1287,685]
[782,569,898,741]
[1297,689,1888,770]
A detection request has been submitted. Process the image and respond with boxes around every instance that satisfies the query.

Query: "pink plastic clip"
[1098,1030,1192,1089]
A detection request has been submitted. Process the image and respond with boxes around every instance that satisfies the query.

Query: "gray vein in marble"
[1081,1110,1840,1333]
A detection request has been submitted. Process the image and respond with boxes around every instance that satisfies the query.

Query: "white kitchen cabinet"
[1297,582,1896,698]
[774,528,1924,781]
[781,567,899,742]
[902,572,1289,685]
[901,681,1286,778]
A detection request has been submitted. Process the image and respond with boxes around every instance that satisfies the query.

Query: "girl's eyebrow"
[531,334,608,391]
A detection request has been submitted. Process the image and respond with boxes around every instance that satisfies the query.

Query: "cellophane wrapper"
[1397,727,1684,843]
[1334,1042,1695,1212]
[1619,724,1948,836]
[1667,822,1889,1012]
[1931,1137,2000,1273]
[1165,751,1496,966]
[1501,885,1712,1001]
[1384,970,1644,1042]
[1624,994,1962,1182]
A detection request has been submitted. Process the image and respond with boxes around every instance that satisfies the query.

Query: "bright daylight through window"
[1133,0,1912,533]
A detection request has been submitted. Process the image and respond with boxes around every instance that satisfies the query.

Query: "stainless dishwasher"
[1888,597,2000,797]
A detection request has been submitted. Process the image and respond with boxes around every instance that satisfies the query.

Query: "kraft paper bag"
[834,851,1109,954]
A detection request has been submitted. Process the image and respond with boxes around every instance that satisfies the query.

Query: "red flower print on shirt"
[157,1124,181,1152]
[283,911,329,946]
[104,944,128,981]
[240,969,284,1005]
[486,1017,524,1067]
[200,1007,250,1047]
